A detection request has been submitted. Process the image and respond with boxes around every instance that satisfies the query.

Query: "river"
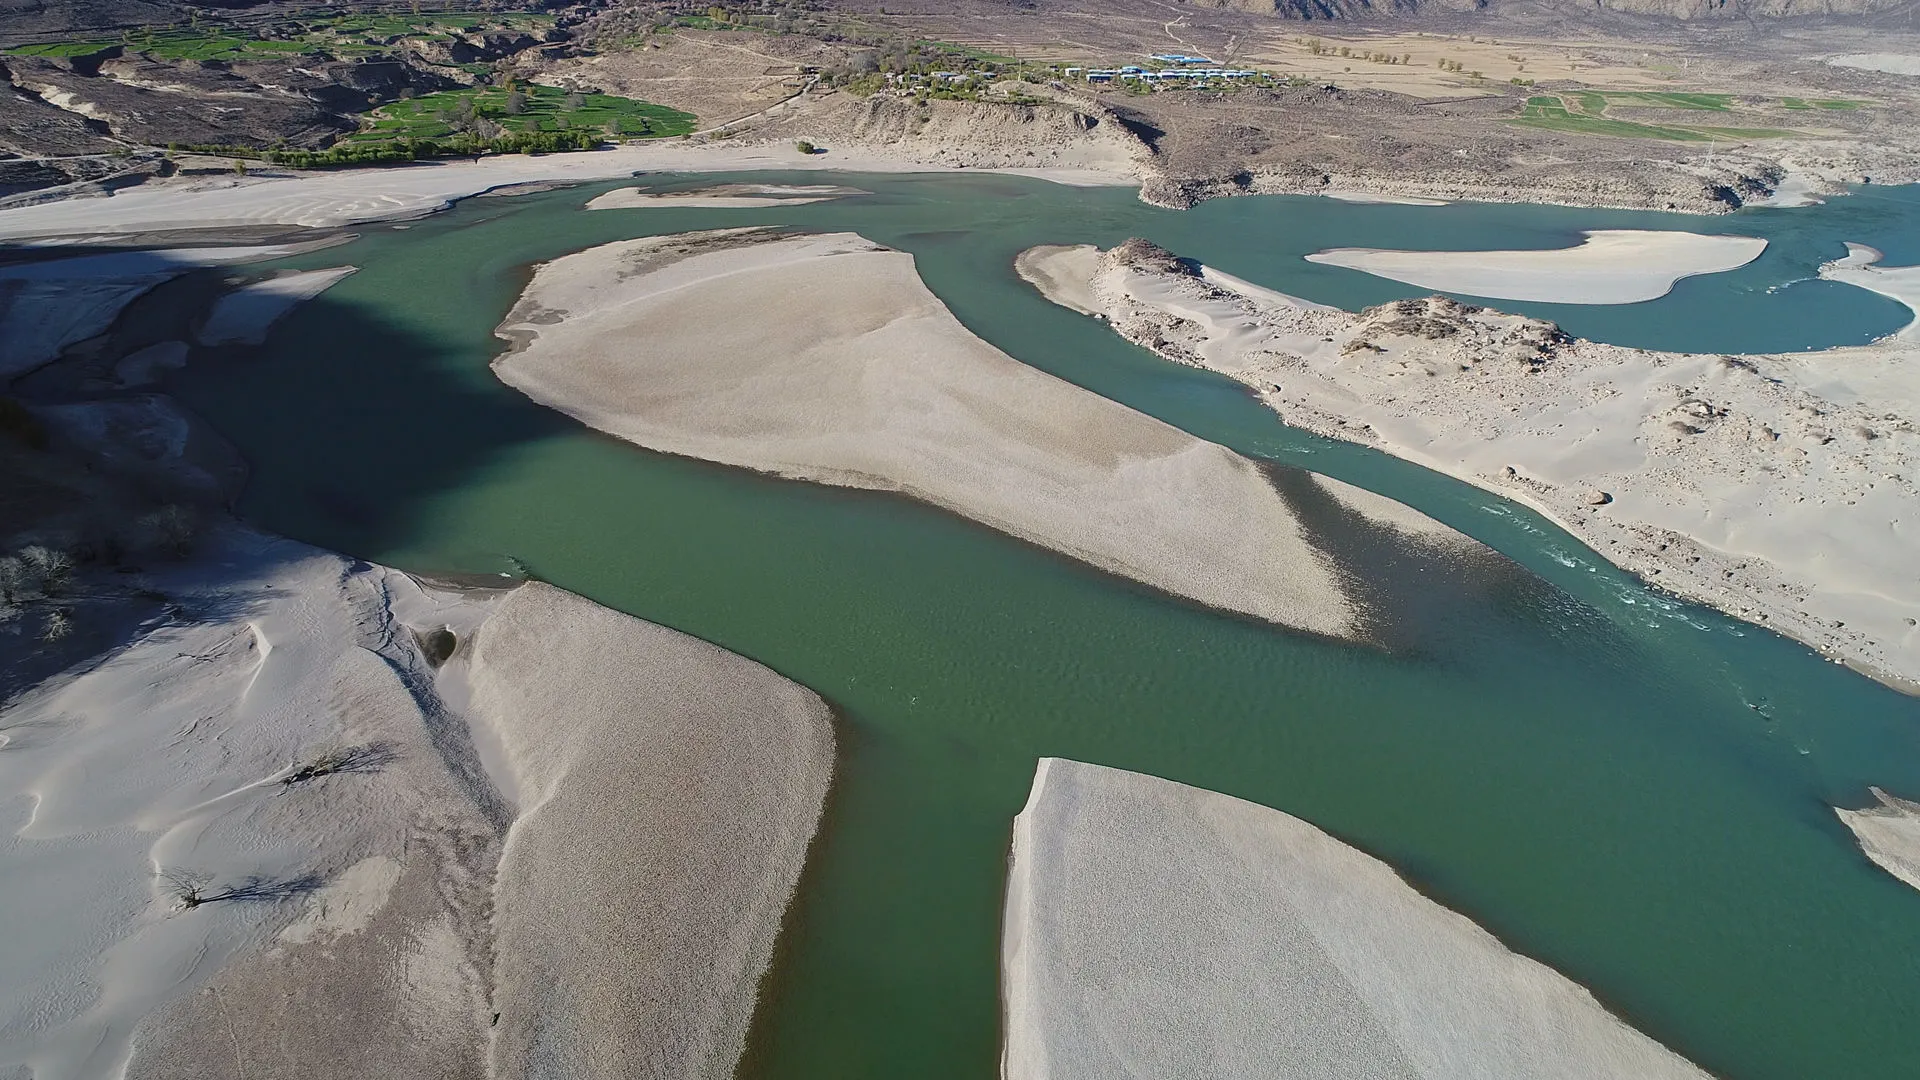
[164,172,1920,1080]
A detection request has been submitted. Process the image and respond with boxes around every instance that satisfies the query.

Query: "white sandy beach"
[1836,787,1920,893]
[494,229,1372,638]
[1022,240,1920,692]
[1002,758,1711,1080]
[586,182,867,209]
[1305,229,1768,304]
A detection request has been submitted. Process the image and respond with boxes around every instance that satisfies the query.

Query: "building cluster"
[1066,63,1259,84]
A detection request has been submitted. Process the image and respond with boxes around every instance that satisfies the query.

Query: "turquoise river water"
[160,173,1920,1080]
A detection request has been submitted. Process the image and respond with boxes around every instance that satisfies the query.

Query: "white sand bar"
[587,182,867,209]
[1003,758,1712,1080]
[1306,230,1768,304]
[1836,787,1920,893]
[468,581,834,1080]
[196,266,357,346]
[1323,189,1449,206]
[494,230,1357,637]
[1820,243,1920,341]
[1014,244,1105,315]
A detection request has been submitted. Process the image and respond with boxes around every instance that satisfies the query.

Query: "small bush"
[795,139,816,154]
[40,608,73,642]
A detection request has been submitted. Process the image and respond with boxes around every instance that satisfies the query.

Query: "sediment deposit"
[1021,240,1920,691]
[1002,758,1711,1080]
[494,229,1367,638]
[1304,230,1768,305]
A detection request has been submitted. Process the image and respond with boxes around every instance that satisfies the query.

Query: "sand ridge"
[1020,240,1920,692]
[1304,229,1769,305]
[493,229,1367,638]
[1002,758,1712,1080]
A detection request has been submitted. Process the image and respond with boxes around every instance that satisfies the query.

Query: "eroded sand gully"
[1002,758,1713,1080]
[494,229,1492,642]
[1021,241,1920,693]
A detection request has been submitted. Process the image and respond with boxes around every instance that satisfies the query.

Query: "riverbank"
[3,129,1910,245]
[1021,240,1920,693]
[0,142,1133,242]
[492,228,1399,639]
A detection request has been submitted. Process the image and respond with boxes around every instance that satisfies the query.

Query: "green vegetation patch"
[1513,96,1797,141]
[1781,96,1867,110]
[1604,91,1736,110]
[4,40,115,57]
[351,85,697,142]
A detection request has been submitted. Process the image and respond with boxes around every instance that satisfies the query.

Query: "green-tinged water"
[160,173,1920,1079]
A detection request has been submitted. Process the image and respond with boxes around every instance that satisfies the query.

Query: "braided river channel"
[165,173,1920,1079]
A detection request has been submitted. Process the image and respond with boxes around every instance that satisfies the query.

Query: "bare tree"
[0,556,25,605]
[40,608,73,642]
[18,546,70,597]
[505,90,527,115]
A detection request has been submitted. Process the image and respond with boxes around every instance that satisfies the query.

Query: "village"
[877,49,1276,99]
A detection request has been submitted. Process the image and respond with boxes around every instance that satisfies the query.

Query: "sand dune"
[1022,240,1920,692]
[0,523,835,1080]
[494,230,1363,638]
[1002,758,1711,1080]
[1305,230,1768,305]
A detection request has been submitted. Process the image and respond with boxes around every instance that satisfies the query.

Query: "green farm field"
[1513,94,1802,142]
[350,85,698,142]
